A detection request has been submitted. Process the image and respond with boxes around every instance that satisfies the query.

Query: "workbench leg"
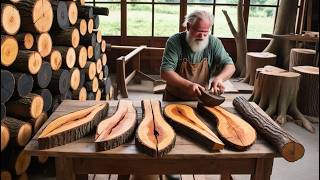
[56,157,87,180]
[250,158,274,180]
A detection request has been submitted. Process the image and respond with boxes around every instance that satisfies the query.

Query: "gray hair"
[182,10,214,27]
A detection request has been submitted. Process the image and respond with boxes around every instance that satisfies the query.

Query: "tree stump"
[249,66,315,133]
[289,48,316,71]
[292,66,319,117]
[242,52,276,85]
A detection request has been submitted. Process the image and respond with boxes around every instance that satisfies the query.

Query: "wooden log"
[79,69,86,88]
[85,77,99,92]
[14,33,34,50]
[198,89,225,107]
[136,100,175,157]
[28,112,48,134]
[93,30,102,43]
[34,89,52,113]
[84,62,97,80]
[66,1,78,25]
[78,5,93,19]
[93,15,99,29]
[12,72,33,98]
[241,52,277,85]
[0,170,11,180]
[53,46,76,69]
[74,46,87,68]
[76,0,85,6]
[292,66,319,117]
[1,4,21,35]
[16,0,53,33]
[87,92,95,100]
[51,28,80,48]
[101,53,107,66]
[38,102,108,149]
[34,62,52,89]
[1,70,15,103]
[72,87,87,101]
[50,0,70,30]
[1,103,6,120]
[87,45,94,60]
[87,18,94,34]
[5,50,42,75]
[47,69,71,95]
[13,172,28,180]
[1,123,10,152]
[96,58,102,74]
[289,48,316,71]
[2,117,32,147]
[6,149,31,175]
[101,40,106,53]
[197,103,256,150]
[69,67,81,91]
[1,35,19,67]
[164,104,224,151]
[94,43,101,60]
[104,65,109,78]
[233,96,305,162]
[95,100,136,151]
[94,89,102,101]
[92,6,109,16]
[79,33,96,46]
[44,49,62,71]
[6,93,44,119]
[75,19,87,36]
[98,71,104,80]
[30,32,53,58]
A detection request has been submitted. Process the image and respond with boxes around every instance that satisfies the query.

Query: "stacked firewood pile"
[1,0,111,178]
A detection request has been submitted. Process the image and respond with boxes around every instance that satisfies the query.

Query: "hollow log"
[47,69,71,95]
[12,72,33,98]
[87,18,94,34]
[51,28,80,48]
[53,46,76,69]
[34,89,52,113]
[2,116,32,147]
[1,35,19,67]
[1,4,21,35]
[70,67,81,90]
[74,46,87,68]
[197,104,256,150]
[6,93,44,119]
[38,102,108,149]
[31,32,52,58]
[78,5,93,19]
[1,123,10,152]
[16,0,53,33]
[292,66,319,117]
[249,66,315,133]
[72,87,87,101]
[66,1,78,25]
[242,52,277,85]
[84,61,97,80]
[136,100,176,157]
[93,15,100,29]
[233,96,305,162]
[1,103,6,120]
[34,62,52,89]
[5,50,42,75]
[75,19,87,36]
[44,49,62,71]
[80,33,96,46]
[95,100,136,151]
[50,0,70,30]
[289,48,316,71]
[1,70,15,103]
[85,77,99,92]
[164,104,224,151]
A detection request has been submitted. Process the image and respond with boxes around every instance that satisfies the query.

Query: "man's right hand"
[187,82,205,98]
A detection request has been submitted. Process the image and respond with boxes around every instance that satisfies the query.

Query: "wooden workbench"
[24,99,278,180]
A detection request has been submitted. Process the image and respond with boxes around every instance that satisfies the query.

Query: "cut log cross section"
[164,104,224,151]
[136,100,176,157]
[95,100,137,151]
[197,104,256,150]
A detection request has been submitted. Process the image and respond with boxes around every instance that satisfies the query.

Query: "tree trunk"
[1,70,15,103]
[14,33,34,50]
[74,46,88,68]
[292,66,319,117]
[101,53,107,66]
[50,0,70,30]
[233,96,305,162]
[6,93,44,119]
[93,30,102,43]
[12,72,33,98]
[263,0,299,69]
[47,69,71,95]
[1,123,10,152]
[241,52,277,85]
[2,116,32,147]
[34,89,52,113]
[1,4,21,35]
[34,62,52,89]
[53,46,76,69]
[44,49,62,71]
[94,43,101,60]
[51,28,80,48]
[289,48,316,71]
[69,67,80,90]
[5,50,42,75]
[94,89,102,101]
[104,65,109,78]
[222,0,247,77]
[1,35,19,67]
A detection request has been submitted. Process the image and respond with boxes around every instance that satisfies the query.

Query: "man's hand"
[187,82,205,98]
[210,78,225,95]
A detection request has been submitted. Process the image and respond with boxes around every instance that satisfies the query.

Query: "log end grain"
[28,51,42,75]
[1,36,19,67]
[1,123,10,152]
[49,49,62,71]
[1,4,21,35]
[32,0,54,33]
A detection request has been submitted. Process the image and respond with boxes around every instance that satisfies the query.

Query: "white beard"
[186,31,209,53]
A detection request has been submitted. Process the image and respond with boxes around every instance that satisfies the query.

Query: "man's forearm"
[215,64,236,81]
[161,70,193,89]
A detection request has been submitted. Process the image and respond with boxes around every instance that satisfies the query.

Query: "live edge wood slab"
[25,99,279,180]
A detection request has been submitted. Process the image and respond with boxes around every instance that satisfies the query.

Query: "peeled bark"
[197,104,256,150]
[222,0,247,77]
[164,104,224,151]
[1,4,21,35]
[233,96,305,162]
[95,100,136,151]
[38,102,108,149]
[1,35,19,67]
[2,116,32,147]
[136,100,176,157]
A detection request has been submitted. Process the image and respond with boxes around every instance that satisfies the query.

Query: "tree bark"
[5,50,42,75]
[51,28,80,48]
[47,69,71,95]
[12,72,33,98]
[2,116,32,147]
[14,33,34,50]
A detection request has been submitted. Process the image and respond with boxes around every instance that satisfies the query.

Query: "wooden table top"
[25,98,277,160]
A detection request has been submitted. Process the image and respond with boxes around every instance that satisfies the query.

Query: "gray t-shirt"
[161,33,234,76]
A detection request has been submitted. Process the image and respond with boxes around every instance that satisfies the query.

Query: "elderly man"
[161,10,235,101]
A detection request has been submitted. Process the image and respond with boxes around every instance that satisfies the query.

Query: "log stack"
[1,0,111,177]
